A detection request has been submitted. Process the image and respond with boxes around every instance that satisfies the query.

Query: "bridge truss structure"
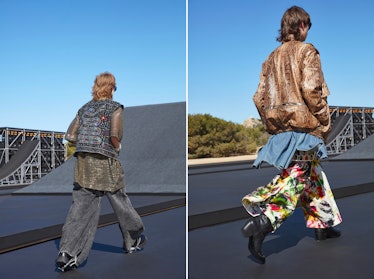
[326,106,374,155]
[0,128,65,186]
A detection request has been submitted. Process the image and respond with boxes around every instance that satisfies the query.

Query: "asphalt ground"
[0,157,372,278]
[0,193,184,239]
[0,102,188,278]
[188,160,374,216]
[188,159,374,279]
[189,192,374,279]
[0,205,186,279]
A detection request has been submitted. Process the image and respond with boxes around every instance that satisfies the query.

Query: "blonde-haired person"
[56,72,146,272]
[241,6,342,264]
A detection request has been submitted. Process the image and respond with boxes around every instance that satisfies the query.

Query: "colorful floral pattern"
[242,152,342,231]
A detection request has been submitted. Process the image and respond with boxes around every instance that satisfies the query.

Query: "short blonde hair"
[92,72,116,101]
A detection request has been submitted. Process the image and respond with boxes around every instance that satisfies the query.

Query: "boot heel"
[315,227,341,240]
[315,229,327,241]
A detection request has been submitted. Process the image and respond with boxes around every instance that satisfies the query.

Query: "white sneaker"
[125,234,147,254]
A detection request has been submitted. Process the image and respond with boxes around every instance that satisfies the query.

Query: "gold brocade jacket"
[253,40,331,141]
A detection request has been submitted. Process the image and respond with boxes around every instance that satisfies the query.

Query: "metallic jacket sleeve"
[65,114,79,143]
[110,107,123,142]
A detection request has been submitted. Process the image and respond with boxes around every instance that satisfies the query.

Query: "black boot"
[241,214,272,264]
[241,216,259,237]
[315,227,341,241]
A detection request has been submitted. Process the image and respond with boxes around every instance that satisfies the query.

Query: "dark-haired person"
[56,72,146,272]
[241,6,342,264]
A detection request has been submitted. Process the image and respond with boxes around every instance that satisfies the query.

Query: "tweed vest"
[75,99,123,158]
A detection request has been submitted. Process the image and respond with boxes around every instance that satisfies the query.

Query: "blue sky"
[0,0,186,132]
[189,0,374,124]
[2,1,373,132]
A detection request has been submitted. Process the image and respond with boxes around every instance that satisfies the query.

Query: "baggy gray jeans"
[59,184,144,266]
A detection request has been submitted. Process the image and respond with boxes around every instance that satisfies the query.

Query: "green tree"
[188,114,269,159]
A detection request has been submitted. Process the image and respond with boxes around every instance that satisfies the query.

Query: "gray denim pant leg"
[59,186,103,266]
[107,188,144,251]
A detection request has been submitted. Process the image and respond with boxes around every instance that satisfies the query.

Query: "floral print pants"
[242,153,342,231]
